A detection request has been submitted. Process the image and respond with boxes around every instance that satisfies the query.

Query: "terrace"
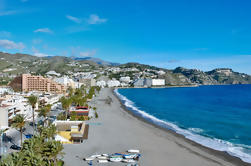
[54,120,89,144]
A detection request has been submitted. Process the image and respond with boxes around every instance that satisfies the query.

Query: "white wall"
[152,79,165,86]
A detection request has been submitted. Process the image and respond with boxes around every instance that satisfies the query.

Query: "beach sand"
[63,88,250,166]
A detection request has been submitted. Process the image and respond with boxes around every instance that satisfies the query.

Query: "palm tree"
[38,104,51,127]
[12,114,26,145]
[28,95,38,133]
[60,97,72,119]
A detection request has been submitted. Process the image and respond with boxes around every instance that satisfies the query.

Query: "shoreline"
[112,88,251,166]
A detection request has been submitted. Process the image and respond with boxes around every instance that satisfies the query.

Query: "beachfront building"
[96,80,106,88]
[107,80,120,87]
[54,121,89,144]
[152,79,165,86]
[9,74,66,93]
[133,78,152,87]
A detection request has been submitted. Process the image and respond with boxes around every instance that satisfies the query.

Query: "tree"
[1,124,64,166]
[60,97,72,119]
[67,87,74,97]
[38,104,51,127]
[28,95,38,134]
[95,111,98,119]
[12,114,26,145]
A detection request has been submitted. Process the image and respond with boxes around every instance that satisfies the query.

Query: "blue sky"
[0,0,251,74]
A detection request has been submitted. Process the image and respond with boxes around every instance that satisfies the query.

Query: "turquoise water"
[115,85,251,163]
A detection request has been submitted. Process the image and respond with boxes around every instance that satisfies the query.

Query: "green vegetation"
[0,125,64,166]
[95,111,98,119]
[28,95,38,133]
[11,115,26,144]
[56,113,66,121]
[38,104,52,127]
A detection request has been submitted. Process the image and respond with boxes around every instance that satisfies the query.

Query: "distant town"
[0,52,251,165]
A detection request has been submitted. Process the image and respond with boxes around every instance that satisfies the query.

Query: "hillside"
[0,52,251,86]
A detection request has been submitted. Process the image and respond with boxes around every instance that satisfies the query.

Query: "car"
[29,122,37,127]
[25,134,33,139]
[10,145,21,150]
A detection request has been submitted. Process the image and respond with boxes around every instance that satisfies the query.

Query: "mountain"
[73,57,120,66]
[0,52,251,86]
[170,67,251,85]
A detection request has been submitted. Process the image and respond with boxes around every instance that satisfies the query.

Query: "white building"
[54,76,76,88]
[0,95,34,122]
[152,79,165,86]
[0,87,13,95]
[46,71,61,77]
[157,70,166,75]
[0,107,8,129]
[96,80,106,88]
[107,80,120,87]
[120,76,131,83]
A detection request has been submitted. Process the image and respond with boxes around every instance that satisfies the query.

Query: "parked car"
[25,134,33,139]
[10,145,21,150]
[29,122,37,127]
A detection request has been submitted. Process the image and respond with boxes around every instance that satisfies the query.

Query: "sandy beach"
[63,88,250,166]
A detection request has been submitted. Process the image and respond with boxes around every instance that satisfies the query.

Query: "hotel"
[9,74,66,93]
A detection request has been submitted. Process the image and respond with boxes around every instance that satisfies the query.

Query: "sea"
[115,85,251,163]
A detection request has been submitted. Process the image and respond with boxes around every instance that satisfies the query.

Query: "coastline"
[113,88,251,166]
[63,88,251,166]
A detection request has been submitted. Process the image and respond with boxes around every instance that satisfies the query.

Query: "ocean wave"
[114,89,251,163]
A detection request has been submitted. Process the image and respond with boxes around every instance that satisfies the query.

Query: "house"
[54,121,89,144]
[152,79,165,86]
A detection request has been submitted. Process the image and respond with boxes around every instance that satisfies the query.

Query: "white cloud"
[32,46,50,57]
[34,52,50,57]
[0,39,25,49]
[79,50,96,57]
[66,15,82,23]
[88,14,107,24]
[34,28,53,34]
[0,31,11,38]
[0,10,18,16]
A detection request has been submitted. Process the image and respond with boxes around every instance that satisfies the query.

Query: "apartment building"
[10,74,66,93]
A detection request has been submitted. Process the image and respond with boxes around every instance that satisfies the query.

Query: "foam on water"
[114,89,251,163]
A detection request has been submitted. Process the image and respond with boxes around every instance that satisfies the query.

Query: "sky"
[0,0,251,74]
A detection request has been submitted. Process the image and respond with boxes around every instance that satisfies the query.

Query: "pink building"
[10,74,65,93]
